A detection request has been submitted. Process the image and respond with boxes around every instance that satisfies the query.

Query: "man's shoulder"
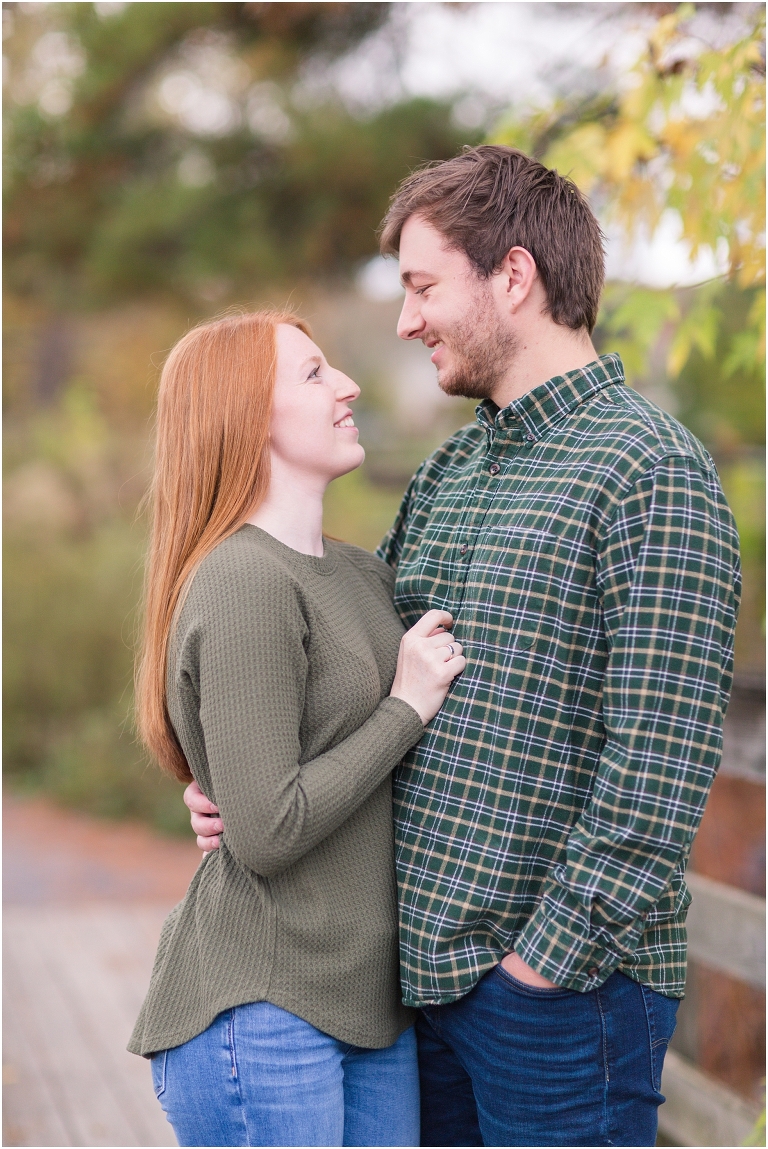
[580,383,715,478]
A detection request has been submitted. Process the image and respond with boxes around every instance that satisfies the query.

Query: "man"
[189,146,740,1146]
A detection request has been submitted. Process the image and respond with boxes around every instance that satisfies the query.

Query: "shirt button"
[459,544,468,555]
[526,433,535,442]
[588,967,599,977]
[488,463,500,475]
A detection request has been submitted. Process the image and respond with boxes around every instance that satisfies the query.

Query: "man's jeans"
[151,1001,420,1147]
[417,965,679,1147]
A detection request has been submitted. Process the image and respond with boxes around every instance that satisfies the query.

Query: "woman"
[130,310,465,1148]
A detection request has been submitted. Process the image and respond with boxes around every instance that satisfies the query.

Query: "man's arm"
[513,454,740,991]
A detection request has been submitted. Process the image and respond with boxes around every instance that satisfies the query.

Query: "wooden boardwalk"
[3,794,200,1147]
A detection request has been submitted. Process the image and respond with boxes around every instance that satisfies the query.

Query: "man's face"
[397,214,518,401]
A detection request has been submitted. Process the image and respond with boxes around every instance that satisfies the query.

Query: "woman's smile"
[334,412,357,430]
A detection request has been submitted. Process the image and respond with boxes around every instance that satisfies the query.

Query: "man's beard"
[428,289,519,401]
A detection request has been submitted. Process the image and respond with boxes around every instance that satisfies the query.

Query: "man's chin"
[437,370,493,401]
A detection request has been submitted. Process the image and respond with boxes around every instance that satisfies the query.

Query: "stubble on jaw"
[430,280,519,401]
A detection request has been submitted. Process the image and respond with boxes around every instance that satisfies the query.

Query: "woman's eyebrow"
[299,355,322,372]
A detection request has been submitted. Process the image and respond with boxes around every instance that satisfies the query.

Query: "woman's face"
[270,324,365,485]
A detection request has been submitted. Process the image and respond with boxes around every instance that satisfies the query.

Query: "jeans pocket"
[151,1049,167,1099]
[641,986,679,1092]
[494,964,573,998]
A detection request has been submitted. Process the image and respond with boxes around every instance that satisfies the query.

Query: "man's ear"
[497,246,538,313]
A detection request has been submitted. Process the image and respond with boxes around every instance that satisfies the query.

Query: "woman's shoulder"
[182,527,301,622]
[326,538,396,592]
[198,525,296,581]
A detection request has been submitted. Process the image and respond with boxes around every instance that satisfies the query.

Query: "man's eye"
[308,366,321,380]
[415,287,429,296]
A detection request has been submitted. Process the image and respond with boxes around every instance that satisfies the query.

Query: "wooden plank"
[3,969,74,1147]
[686,871,766,989]
[35,906,176,1147]
[3,926,109,1146]
[4,908,148,1146]
[3,905,175,1147]
[659,1049,762,1147]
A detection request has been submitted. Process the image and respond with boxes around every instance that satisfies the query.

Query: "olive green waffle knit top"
[128,526,425,1058]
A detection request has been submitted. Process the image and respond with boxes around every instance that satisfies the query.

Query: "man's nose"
[397,295,425,341]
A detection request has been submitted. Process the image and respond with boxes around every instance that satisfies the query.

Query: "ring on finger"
[446,643,455,657]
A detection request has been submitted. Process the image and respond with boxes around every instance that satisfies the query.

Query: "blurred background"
[2,3,764,1147]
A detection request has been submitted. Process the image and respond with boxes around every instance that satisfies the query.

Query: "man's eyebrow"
[400,269,431,286]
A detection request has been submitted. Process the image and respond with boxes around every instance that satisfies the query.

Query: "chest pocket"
[464,529,557,654]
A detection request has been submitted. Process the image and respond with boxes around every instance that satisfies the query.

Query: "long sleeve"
[178,557,424,878]
[514,454,741,990]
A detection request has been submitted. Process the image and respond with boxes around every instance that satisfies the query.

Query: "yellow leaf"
[544,123,608,193]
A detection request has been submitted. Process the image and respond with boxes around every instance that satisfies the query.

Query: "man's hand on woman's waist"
[185,780,223,852]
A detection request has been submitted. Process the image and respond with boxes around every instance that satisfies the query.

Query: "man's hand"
[501,950,558,988]
[184,780,223,853]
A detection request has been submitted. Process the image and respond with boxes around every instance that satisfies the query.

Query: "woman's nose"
[335,371,360,401]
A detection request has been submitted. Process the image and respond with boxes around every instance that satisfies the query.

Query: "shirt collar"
[475,353,625,442]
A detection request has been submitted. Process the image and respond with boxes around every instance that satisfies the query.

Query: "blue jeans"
[151,1002,420,1147]
[417,966,678,1147]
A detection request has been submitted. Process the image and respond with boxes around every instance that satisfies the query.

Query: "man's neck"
[490,323,598,410]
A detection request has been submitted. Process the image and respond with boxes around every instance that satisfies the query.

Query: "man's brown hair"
[379,145,605,333]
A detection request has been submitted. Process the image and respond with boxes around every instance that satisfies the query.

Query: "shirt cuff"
[514,888,647,992]
[377,695,426,741]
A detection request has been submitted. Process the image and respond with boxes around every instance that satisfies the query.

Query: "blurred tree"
[494,3,765,391]
[4,1,476,308]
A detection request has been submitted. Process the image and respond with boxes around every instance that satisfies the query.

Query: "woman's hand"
[389,609,466,725]
[189,608,464,853]
[184,780,223,852]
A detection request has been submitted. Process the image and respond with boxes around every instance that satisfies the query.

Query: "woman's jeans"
[151,1001,419,1147]
[417,966,679,1148]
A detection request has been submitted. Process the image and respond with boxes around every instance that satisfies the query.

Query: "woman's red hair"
[136,309,310,781]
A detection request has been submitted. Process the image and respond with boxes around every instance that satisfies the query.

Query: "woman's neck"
[246,463,327,557]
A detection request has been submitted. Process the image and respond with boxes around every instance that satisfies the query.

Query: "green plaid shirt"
[378,354,740,1004]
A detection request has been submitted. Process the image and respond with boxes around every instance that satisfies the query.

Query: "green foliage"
[596,284,681,382]
[323,467,404,553]
[1,369,194,830]
[594,281,765,453]
[1,511,193,830]
[742,1105,766,1147]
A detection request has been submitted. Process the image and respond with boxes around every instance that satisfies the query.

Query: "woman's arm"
[181,563,462,876]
